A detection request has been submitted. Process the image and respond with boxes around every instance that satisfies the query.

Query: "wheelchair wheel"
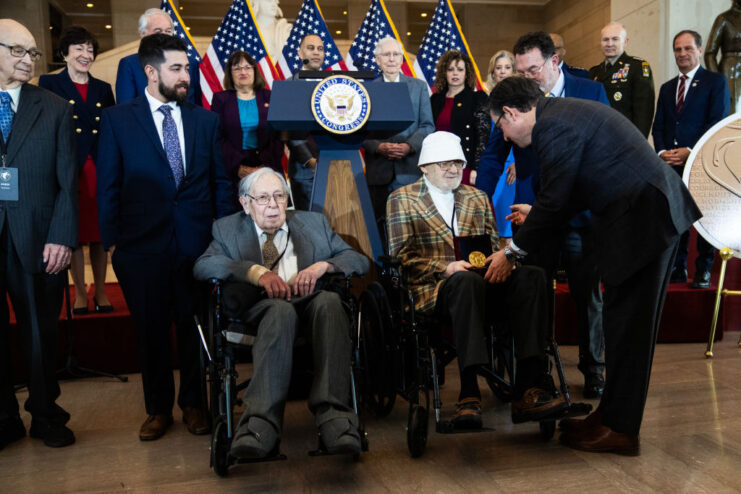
[211,418,230,477]
[357,283,396,417]
[539,419,556,441]
[407,403,429,458]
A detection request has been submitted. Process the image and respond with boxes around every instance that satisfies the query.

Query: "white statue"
[252,0,293,61]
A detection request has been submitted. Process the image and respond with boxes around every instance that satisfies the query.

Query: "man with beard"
[97,34,233,441]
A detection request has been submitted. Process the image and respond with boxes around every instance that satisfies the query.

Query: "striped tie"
[676,75,688,113]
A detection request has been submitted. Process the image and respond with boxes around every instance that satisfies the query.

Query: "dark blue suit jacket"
[651,66,730,152]
[97,95,234,259]
[38,68,115,169]
[115,53,201,106]
[562,62,590,79]
[477,71,609,202]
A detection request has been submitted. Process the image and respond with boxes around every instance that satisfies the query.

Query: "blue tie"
[157,105,184,188]
[0,92,13,142]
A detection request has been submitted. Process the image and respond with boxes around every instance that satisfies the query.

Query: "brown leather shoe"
[182,407,210,435]
[451,397,483,430]
[139,414,173,441]
[559,409,603,433]
[562,423,640,455]
[511,387,568,424]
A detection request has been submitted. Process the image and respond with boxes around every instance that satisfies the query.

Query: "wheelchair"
[194,275,369,477]
[356,256,590,458]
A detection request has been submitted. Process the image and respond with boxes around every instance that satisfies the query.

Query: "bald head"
[600,22,628,62]
[0,19,38,88]
[550,33,565,62]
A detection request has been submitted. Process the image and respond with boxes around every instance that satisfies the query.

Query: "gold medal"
[469,251,486,269]
[614,91,622,102]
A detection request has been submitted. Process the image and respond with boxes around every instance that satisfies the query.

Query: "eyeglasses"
[0,42,42,62]
[522,59,547,78]
[435,160,465,171]
[232,64,254,72]
[378,52,402,59]
[494,113,504,129]
[246,192,288,205]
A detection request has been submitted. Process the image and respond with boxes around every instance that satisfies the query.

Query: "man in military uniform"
[589,22,655,137]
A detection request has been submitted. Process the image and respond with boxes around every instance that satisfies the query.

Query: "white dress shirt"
[383,74,401,83]
[145,87,187,172]
[675,64,700,103]
[424,176,459,235]
[548,69,566,98]
[253,222,299,283]
[1,86,21,112]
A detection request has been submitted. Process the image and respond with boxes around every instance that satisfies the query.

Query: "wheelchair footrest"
[436,420,496,434]
[231,453,288,465]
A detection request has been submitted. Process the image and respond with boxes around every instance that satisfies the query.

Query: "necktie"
[157,105,184,187]
[262,232,279,273]
[676,75,688,113]
[0,92,14,142]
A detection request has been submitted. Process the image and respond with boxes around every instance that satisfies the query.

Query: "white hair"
[137,8,172,36]
[374,36,402,56]
[239,168,290,198]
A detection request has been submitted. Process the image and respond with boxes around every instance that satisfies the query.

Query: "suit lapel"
[237,213,263,263]
[455,188,475,237]
[131,96,169,164]
[287,212,314,269]
[681,67,703,115]
[6,84,42,163]
[180,103,196,174]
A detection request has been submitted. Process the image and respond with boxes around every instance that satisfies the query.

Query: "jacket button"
[465,136,470,140]
[76,128,82,133]
[73,115,78,119]
[465,124,470,128]
[69,99,75,104]
[96,102,101,107]
[92,129,98,134]
[95,116,100,122]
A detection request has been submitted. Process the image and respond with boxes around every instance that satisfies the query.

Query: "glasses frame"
[246,191,289,206]
[0,42,42,62]
[522,59,547,78]
[378,51,403,59]
[435,160,466,172]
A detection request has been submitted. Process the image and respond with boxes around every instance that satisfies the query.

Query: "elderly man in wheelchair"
[193,168,370,460]
[386,131,568,429]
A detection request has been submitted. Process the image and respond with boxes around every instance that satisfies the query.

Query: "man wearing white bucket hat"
[386,131,567,429]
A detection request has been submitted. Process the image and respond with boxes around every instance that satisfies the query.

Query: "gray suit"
[194,210,369,432]
[0,84,77,425]
[363,74,434,219]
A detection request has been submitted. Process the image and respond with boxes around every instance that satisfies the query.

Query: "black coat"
[430,86,489,169]
[38,68,115,169]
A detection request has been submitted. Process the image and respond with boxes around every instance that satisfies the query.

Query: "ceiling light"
[105,24,112,30]
[406,32,411,36]
[421,12,427,17]
[86,3,94,7]
[343,10,347,15]
[335,30,341,35]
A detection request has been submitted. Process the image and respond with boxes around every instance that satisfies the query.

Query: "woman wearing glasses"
[429,50,489,185]
[39,26,115,314]
[210,50,283,203]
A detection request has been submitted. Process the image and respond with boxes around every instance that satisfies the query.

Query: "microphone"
[302,58,310,65]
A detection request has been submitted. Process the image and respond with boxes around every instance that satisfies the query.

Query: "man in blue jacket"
[652,30,730,288]
[115,8,201,105]
[478,31,610,399]
[98,34,233,442]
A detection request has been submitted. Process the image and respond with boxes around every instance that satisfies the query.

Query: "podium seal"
[684,113,741,258]
[311,75,371,135]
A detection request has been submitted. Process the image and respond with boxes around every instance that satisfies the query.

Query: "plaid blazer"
[386,178,499,313]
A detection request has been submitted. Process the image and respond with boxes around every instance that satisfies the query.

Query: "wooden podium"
[268,79,414,261]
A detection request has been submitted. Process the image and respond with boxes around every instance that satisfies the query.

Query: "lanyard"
[444,206,457,239]
[267,230,291,272]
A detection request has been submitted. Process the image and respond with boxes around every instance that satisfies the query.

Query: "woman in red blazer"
[210,51,283,196]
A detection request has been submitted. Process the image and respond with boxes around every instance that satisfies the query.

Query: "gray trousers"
[234,290,354,434]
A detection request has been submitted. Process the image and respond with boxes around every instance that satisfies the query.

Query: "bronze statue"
[706,0,741,113]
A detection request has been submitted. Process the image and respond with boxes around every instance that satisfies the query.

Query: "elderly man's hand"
[444,260,473,278]
[505,203,531,226]
[506,163,517,185]
[483,250,514,284]
[259,272,292,300]
[293,261,332,297]
[43,243,72,275]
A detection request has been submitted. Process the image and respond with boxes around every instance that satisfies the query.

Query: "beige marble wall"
[544,0,611,72]
[2,0,53,72]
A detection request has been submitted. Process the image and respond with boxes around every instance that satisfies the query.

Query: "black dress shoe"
[29,422,75,448]
[583,373,605,399]
[691,270,711,289]
[670,267,688,283]
[0,417,26,450]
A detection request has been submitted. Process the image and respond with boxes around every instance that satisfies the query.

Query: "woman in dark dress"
[39,26,115,314]
[429,50,489,186]
[210,51,283,201]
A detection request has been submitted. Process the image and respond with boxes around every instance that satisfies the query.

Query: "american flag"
[345,0,415,77]
[275,0,348,79]
[198,0,278,108]
[412,0,483,92]
[159,0,201,67]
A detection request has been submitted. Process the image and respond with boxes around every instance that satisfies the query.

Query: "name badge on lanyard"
[0,151,19,202]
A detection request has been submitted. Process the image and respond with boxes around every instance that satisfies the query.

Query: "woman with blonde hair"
[484,50,515,93]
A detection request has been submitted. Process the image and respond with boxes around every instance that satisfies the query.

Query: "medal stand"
[705,248,740,357]
[269,78,414,262]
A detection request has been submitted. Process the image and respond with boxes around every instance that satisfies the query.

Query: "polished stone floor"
[2,334,741,493]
